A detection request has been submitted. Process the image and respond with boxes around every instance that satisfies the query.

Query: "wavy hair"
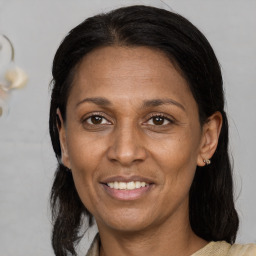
[49,5,239,255]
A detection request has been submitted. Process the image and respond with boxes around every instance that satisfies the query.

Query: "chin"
[96,209,155,233]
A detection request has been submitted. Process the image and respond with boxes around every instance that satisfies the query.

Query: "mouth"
[106,181,149,190]
[100,176,154,201]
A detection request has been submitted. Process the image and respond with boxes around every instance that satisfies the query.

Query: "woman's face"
[59,46,208,233]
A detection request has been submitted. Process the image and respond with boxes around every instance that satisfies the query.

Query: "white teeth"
[119,182,127,189]
[127,181,135,190]
[107,181,149,190]
[109,183,114,188]
[135,181,141,188]
[114,181,119,189]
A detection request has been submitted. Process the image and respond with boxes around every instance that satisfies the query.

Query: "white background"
[0,0,255,255]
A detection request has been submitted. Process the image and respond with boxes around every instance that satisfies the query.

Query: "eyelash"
[82,112,175,127]
[82,112,112,126]
[144,113,174,126]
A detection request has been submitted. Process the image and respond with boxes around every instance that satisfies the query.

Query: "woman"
[49,5,256,256]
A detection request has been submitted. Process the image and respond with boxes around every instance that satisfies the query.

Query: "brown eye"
[152,116,164,125]
[85,115,110,125]
[91,116,103,124]
[146,115,173,126]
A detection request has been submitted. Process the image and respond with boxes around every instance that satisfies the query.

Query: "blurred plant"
[0,34,28,117]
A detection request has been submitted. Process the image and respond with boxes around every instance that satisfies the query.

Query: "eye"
[84,115,111,125]
[146,115,173,126]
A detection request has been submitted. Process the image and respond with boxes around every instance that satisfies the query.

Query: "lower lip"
[102,184,153,201]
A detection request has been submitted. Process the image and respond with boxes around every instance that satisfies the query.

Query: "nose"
[107,124,147,166]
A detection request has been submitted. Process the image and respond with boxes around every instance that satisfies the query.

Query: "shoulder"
[228,243,256,256]
[192,241,256,256]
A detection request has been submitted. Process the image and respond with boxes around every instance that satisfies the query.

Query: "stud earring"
[203,159,211,165]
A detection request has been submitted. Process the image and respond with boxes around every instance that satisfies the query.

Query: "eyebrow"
[142,98,185,111]
[76,97,185,111]
[76,97,111,108]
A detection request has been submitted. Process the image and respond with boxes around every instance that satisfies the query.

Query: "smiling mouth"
[101,178,154,200]
[106,181,149,190]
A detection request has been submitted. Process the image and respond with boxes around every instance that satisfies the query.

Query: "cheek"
[151,130,200,187]
[67,129,105,171]
[155,133,198,166]
[65,132,107,204]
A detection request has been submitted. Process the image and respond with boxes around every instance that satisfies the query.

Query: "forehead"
[74,46,184,84]
[69,46,195,110]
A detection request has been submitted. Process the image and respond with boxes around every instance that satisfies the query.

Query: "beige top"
[86,234,256,256]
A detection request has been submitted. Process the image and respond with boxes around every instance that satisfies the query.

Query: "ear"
[56,109,71,169]
[197,111,223,166]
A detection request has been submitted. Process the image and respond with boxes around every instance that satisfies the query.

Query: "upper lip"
[100,175,155,184]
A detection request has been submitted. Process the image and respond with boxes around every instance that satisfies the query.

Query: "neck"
[97,213,207,256]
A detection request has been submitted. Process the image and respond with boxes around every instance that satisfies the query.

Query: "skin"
[58,46,222,256]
